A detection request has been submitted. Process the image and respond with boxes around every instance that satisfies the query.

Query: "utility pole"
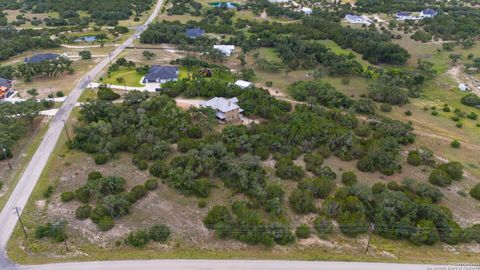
[63,120,71,143]
[2,147,12,169]
[365,223,375,255]
[13,207,28,238]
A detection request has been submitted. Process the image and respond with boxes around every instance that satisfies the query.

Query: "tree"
[448,54,462,64]
[26,88,39,100]
[288,189,316,214]
[341,172,357,186]
[142,50,156,60]
[298,177,334,199]
[79,50,92,60]
[470,184,480,201]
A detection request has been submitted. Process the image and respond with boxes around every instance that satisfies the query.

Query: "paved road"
[9,259,450,270]
[0,0,163,267]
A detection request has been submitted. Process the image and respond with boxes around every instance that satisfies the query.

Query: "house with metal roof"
[185,28,205,39]
[213,2,237,9]
[345,14,372,25]
[420,9,438,18]
[234,80,252,89]
[396,12,420,20]
[142,65,179,84]
[0,78,13,101]
[24,53,61,64]
[200,97,243,122]
[214,45,235,56]
[301,7,312,15]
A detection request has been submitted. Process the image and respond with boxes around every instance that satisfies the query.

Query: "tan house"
[200,97,243,122]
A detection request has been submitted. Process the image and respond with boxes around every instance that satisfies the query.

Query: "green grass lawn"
[102,68,144,87]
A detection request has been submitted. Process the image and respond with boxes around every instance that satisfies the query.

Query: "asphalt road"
[12,259,453,270]
[0,0,163,267]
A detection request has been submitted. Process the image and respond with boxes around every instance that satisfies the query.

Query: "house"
[24,53,60,64]
[420,9,438,18]
[185,28,205,39]
[0,78,13,100]
[395,12,420,20]
[142,65,179,84]
[345,14,372,25]
[301,7,312,15]
[268,0,290,3]
[200,97,243,122]
[459,83,470,92]
[213,45,235,56]
[234,80,252,89]
[214,2,236,9]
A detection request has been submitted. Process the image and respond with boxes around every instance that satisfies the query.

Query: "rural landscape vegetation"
[1,0,480,267]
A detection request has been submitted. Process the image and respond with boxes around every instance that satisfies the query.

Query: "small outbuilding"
[459,83,470,92]
[234,80,253,89]
[213,45,235,56]
[301,7,312,15]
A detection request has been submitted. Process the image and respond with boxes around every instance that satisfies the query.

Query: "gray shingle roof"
[24,53,60,64]
[0,78,12,89]
[185,28,205,38]
[142,65,179,83]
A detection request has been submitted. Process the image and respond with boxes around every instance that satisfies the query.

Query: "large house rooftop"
[142,65,179,84]
[185,28,205,38]
[24,53,60,64]
[0,78,12,89]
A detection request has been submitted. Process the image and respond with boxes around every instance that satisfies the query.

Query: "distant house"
[459,83,470,92]
[420,9,438,18]
[301,7,312,15]
[234,80,252,89]
[0,78,13,100]
[200,97,243,122]
[24,53,60,64]
[396,12,420,20]
[142,65,179,84]
[214,2,236,9]
[268,0,290,3]
[185,28,205,39]
[345,14,372,25]
[213,45,235,56]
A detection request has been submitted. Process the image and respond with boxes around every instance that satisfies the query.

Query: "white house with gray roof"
[345,14,372,25]
[200,97,243,122]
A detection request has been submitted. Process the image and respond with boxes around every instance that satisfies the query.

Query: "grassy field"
[102,68,144,87]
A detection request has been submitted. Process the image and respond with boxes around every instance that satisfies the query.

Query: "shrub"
[387,181,401,191]
[137,160,148,170]
[275,158,305,181]
[288,189,316,214]
[88,171,103,180]
[144,179,158,190]
[204,205,232,229]
[177,138,197,153]
[97,87,120,101]
[56,91,64,97]
[295,224,311,239]
[266,81,273,87]
[341,171,357,186]
[313,217,333,238]
[431,111,438,116]
[149,161,169,178]
[298,177,334,199]
[61,191,74,202]
[471,184,480,201]
[149,224,171,242]
[75,204,92,220]
[74,186,91,203]
[429,169,453,187]
[450,140,460,149]
[97,216,115,231]
[187,126,203,139]
[304,153,324,173]
[43,186,53,198]
[130,185,148,201]
[198,200,207,208]
[380,103,392,112]
[438,162,463,181]
[125,230,150,247]
[405,110,412,116]
[407,150,421,166]
[94,153,109,165]
[456,122,463,128]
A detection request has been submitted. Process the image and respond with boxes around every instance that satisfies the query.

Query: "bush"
[130,185,148,201]
[429,169,453,187]
[450,140,461,149]
[187,126,203,139]
[298,177,334,199]
[313,217,333,238]
[88,171,103,180]
[471,184,480,201]
[144,179,158,190]
[341,171,357,186]
[431,111,438,116]
[94,153,109,165]
[177,138,198,153]
[304,153,324,173]
[387,181,401,191]
[97,87,120,101]
[371,182,387,194]
[137,160,148,170]
[193,178,211,198]
[380,103,392,112]
[149,224,171,242]
[43,186,53,198]
[125,230,150,247]
[438,162,463,181]
[149,161,169,178]
[60,191,74,202]
[74,186,91,203]
[405,110,412,116]
[407,150,421,166]
[56,91,64,97]
[288,189,316,214]
[295,224,311,239]
[198,200,207,208]
[97,216,115,231]
[75,204,92,220]
[275,158,305,181]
